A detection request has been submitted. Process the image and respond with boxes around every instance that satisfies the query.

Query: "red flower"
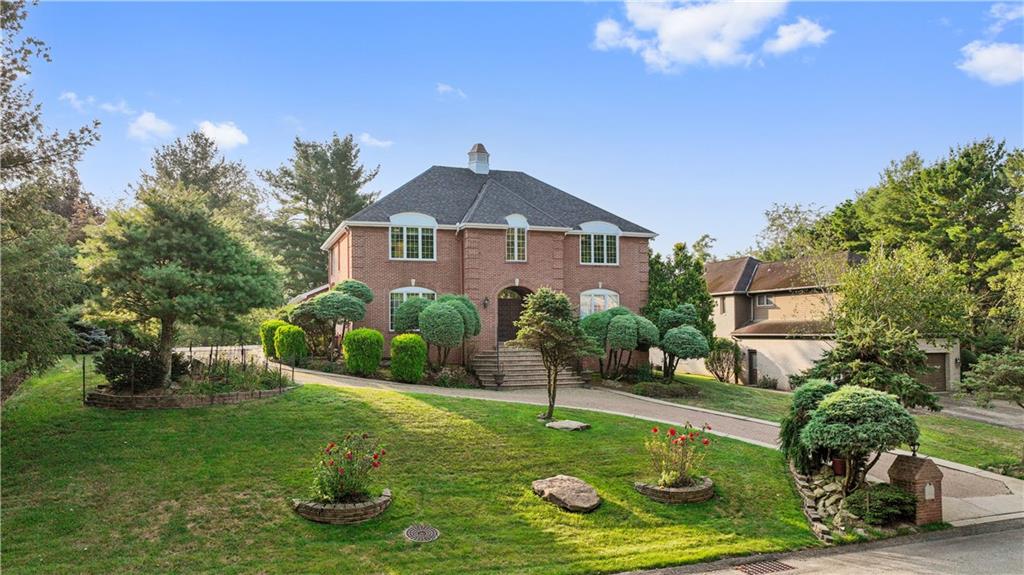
[371,461,380,468]
[668,428,677,436]
[380,449,386,456]
[329,459,335,466]
[338,467,345,475]
[689,432,696,440]
[652,427,659,434]
[326,442,336,452]
[345,451,353,461]
[702,438,710,446]
[373,453,379,460]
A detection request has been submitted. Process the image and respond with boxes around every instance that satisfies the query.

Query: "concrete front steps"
[472,346,585,389]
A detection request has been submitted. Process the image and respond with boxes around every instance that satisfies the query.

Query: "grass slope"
[670,373,1024,470]
[1,359,817,575]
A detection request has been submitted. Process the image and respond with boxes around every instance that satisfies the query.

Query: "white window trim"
[388,286,437,332]
[579,233,620,266]
[506,228,528,262]
[388,225,438,261]
[579,288,620,318]
[756,294,775,307]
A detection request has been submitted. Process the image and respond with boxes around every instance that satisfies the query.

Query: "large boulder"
[545,420,591,431]
[532,475,601,513]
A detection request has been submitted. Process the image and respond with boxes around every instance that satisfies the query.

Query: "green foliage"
[581,311,613,346]
[260,134,379,297]
[419,302,465,365]
[960,353,1024,412]
[394,296,432,333]
[607,315,639,351]
[801,386,919,491]
[333,279,374,304]
[177,359,290,395]
[809,315,939,411]
[746,203,825,262]
[659,325,710,382]
[274,325,309,364]
[288,291,365,359]
[513,288,600,419]
[779,380,837,475]
[95,347,186,393]
[342,328,384,377]
[632,381,695,399]
[705,337,742,383]
[585,309,658,379]
[845,484,917,526]
[259,320,289,359]
[643,242,715,342]
[311,434,385,503]
[431,366,474,388]
[390,334,427,384]
[436,294,481,337]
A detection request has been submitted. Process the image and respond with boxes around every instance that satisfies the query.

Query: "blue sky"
[29,1,1024,256]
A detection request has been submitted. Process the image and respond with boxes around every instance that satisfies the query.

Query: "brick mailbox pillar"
[888,454,943,525]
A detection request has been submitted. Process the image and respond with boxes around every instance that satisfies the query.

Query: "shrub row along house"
[307,144,655,373]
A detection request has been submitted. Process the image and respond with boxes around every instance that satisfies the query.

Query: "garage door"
[918,353,947,391]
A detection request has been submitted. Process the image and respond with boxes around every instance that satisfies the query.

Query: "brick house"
[318,144,655,369]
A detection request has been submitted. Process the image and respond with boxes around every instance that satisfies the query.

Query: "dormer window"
[505,214,528,262]
[389,213,436,261]
[579,221,620,265]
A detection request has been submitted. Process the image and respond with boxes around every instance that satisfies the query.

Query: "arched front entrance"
[497,286,532,342]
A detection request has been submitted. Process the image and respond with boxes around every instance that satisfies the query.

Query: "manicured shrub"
[95,347,186,392]
[259,319,289,359]
[585,309,659,379]
[394,296,432,332]
[659,325,710,381]
[343,328,384,376]
[436,294,481,337]
[390,333,427,383]
[333,279,374,304]
[845,483,917,526]
[705,337,741,383]
[312,291,366,355]
[635,316,660,348]
[419,302,465,366]
[311,434,386,503]
[274,324,309,364]
[801,386,919,492]
[779,380,838,475]
[644,423,713,488]
[608,314,639,352]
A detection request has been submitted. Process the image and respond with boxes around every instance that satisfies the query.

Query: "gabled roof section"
[704,256,760,295]
[461,179,565,228]
[747,252,863,293]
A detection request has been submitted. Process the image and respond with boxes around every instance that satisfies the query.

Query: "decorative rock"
[634,477,715,504]
[812,487,825,498]
[532,475,601,513]
[545,420,591,431]
[823,482,842,493]
[292,489,392,525]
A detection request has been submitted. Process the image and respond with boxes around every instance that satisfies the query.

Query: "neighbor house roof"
[321,165,655,249]
[732,319,833,338]
[704,256,760,295]
[705,252,863,295]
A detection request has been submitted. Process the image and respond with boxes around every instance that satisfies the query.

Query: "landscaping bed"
[84,385,294,409]
[2,358,818,575]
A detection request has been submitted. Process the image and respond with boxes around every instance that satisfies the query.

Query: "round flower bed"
[634,477,715,504]
[292,489,392,525]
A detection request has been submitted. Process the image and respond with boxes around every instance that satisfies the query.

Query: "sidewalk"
[291,367,1024,526]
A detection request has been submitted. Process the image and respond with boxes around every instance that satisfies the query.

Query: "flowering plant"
[644,422,712,488]
[311,433,385,503]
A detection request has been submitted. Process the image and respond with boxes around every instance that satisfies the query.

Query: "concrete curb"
[617,518,1024,575]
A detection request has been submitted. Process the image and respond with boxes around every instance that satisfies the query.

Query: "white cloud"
[436,82,467,99]
[592,1,789,71]
[99,99,135,115]
[763,17,833,55]
[198,120,249,149]
[59,91,87,112]
[359,132,393,148]
[957,41,1024,85]
[128,111,175,140]
[989,3,1024,35]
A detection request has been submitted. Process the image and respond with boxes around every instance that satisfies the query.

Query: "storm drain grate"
[734,560,795,574]
[403,524,440,543]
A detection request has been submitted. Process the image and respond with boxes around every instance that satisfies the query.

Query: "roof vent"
[468,143,489,175]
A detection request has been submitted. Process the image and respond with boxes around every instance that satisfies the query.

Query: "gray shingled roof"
[347,165,654,234]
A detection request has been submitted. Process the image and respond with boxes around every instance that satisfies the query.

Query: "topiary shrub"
[333,279,374,304]
[259,319,289,359]
[436,294,481,337]
[801,386,919,492]
[394,296,433,332]
[343,328,384,377]
[659,325,709,381]
[419,301,465,366]
[845,483,917,526]
[274,324,309,365]
[390,333,427,383]
[779,379,838,475]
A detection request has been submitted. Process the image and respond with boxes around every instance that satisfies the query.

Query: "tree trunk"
[545,365,558,420]
[158,317,176,386]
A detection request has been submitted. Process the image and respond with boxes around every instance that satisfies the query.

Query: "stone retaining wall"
[790,463,839,543]
[84,386,296,410]
[634,477,715,504]
[292,489,392,524]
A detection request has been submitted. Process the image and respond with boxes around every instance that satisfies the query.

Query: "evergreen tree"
[643,242,715,342]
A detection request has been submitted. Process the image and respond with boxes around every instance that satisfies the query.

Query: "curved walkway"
[291,367,1024,526]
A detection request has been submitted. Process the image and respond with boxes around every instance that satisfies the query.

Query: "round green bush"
[259,319,289,359]
[436,294,480,337]
[390,333,427,383]
[313,291,366,323]
[274,324,309,364]
[661,325,709,359]
[580,310,613,346]
[394,296,432,332]
[607,314,639,351]
[343,328,384,376]
[635,315,660,347]
[780,379,838,474]
[845,483,917,526]
[333,279,374,304]
[419,302,465,350]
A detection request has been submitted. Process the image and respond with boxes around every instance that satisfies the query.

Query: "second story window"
[580,234,618,265]
[390,226,435,260]
[506,227,527,261]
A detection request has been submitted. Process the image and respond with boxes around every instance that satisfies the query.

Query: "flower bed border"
[634,477,714,504]
[292,489,392,525]
[84,386,296,410]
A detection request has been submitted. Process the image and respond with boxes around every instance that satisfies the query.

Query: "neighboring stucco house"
[676,255,961,391]
[318,144,655,365]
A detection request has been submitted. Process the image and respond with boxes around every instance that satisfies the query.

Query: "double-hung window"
[389,287,437,331]
[506,227,527,261]
[580,234,618,265]
[390,226,435,260]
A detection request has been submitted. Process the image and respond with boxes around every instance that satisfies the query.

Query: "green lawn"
[668,373,1024,471]
[1,358,817,575]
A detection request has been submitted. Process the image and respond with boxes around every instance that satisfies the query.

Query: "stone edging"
[789,463,836,544]
[84,386,297,410]
[634,477,714,504]
[292,489,392,524]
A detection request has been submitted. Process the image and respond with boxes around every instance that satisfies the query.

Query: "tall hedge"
[274,324,309,364]
[390,333,427,383]
[333,279,374,304]
[259,319,289,359]
[343,328,384,377]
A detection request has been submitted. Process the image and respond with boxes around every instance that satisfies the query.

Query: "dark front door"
[918,353,948,391]
[497,287,529,342]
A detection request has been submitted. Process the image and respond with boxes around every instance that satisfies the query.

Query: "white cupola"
[468,143,489,174]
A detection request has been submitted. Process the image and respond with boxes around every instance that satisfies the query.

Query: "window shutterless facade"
[389,287,437,331]
[505,227,527,262]
[755,294,774,307]
[389,226,436,260]
[579,288,620,317]
[580,233,618,265]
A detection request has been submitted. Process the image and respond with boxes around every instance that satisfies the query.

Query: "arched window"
[505,214,528,262]
[389,213,437,260]
[580,288,619,318]
[389,286,437,331]
[579,221,620,265]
